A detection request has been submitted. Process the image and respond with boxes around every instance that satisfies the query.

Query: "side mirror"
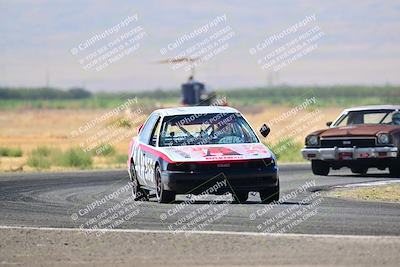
[326,121,332,127]
[259,124,271,137]
[137,124,143,135]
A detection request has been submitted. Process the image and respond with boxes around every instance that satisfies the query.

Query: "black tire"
[389,160,400,178]
[155,165,175,203]
[232,191,248,203]
[260,182,280,204]
[129,161,148,201]
[351,167,368,175]
[311,160,330,176]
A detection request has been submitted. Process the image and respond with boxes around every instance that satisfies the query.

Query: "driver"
[392,112,400,125]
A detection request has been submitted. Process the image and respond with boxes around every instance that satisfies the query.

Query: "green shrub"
[27,154,51,169]
[110,154,128,164]
[59,148,92,168]
[92,144,116,156]
[27,146,57,169]
[0,147,23,157]
[107,117,133,129]
[27,146,92,169]
[117,118,133,128]
[31,146,52,157]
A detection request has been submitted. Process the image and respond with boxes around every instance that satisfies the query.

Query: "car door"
[135,113,160,186]
[145,117,162,188]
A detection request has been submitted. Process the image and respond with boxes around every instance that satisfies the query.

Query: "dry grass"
[0,106,343,172]
[244,106,341,143]
[329,184,400,203]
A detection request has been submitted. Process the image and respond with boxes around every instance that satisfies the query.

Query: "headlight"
[377,133,390,144]
[307,135,319,146]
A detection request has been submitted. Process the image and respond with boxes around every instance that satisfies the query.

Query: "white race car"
[127,106,279,203]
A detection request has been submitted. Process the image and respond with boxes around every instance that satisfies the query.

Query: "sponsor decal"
[133,143,156,183]
[203,147,241,156]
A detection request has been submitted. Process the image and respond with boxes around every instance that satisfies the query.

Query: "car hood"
[160,143,272,163]
[319,125,400,138]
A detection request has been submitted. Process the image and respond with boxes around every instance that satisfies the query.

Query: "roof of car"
[155,106,239,116]
[344,105,400,112]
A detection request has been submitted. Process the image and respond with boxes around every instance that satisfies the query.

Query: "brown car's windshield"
[333,110,400,127]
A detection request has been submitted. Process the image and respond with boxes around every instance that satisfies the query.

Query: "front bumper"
[301,146,398,161]
[161,166,279,194]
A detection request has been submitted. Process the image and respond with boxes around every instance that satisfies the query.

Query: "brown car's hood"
[319,125,400,138]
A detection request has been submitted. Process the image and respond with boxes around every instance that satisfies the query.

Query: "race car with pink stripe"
[127,106,279,203]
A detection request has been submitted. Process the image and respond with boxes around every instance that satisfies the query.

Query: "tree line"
[0,87,92,99]
[1,85,399,100]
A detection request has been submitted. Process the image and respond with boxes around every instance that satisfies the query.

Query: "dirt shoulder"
[0,227,399,266]
[329,183,400,203]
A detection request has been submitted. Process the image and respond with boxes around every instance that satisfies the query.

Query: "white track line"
[0,225,398,239]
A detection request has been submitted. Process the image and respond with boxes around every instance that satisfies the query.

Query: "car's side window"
[139,114,159,144]
[335,114,348,127]
[149,118,161,147]
[382,111,395,124]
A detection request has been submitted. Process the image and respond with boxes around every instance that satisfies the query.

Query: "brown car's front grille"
[320,138,376,148]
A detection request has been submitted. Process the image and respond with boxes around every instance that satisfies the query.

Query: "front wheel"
[389,159,400,178]
[311,160,330,176]
[155,165,175,203]
[129,161,148,201]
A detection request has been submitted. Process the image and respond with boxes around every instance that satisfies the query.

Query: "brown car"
[302,105,400,177]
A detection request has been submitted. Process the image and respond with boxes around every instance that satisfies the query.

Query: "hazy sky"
[1,0,399,91]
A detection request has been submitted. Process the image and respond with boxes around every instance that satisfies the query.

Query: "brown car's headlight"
[377,133,390,144]
[306,135,319,146]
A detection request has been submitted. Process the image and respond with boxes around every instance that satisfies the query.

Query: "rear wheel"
[311,160,330,176]
[260,182,280,204]
[129,161,148,201]
[155,165,175,203]
[351,167,368,175]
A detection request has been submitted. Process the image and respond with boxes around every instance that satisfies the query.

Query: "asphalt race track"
[0,164,399,236]
[1,164,400,266]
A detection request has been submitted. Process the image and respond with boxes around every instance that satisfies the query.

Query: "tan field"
[0,106,343,172]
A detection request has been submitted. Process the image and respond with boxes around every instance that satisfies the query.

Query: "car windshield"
[333,110,400,127]
[159,113,259,147]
